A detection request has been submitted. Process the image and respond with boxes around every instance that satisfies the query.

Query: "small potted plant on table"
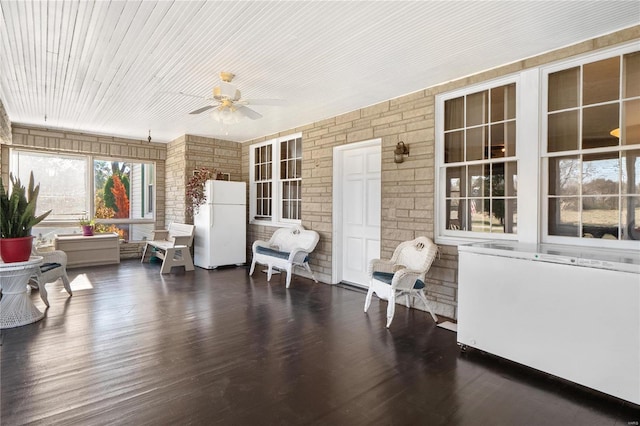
[79,216,95,236]
[0,172,51,263]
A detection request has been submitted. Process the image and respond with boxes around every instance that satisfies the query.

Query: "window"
[440,82,518,236]
[11,151,88,221]
[10,150,155,242]
[436,43,639,250]
[249,133,302,225]
[544,50,640,243]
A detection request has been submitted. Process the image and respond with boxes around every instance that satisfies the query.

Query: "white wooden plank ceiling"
[0,1,638,143]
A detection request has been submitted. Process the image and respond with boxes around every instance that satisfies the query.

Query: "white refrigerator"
[193,180,246,269]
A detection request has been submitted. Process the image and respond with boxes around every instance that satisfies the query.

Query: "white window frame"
[541,43,639,250]
[435,74,541,246]
[9,148,156,227]
[249,132,303,226]
[435,42,639,252]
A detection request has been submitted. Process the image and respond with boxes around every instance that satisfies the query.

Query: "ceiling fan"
[185,72,279,123]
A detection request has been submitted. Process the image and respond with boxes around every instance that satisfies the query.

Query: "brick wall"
[242,26,640,320]
[165,134,242,224]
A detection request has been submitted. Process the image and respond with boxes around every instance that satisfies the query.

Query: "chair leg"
[141,243,150,263]
[249,258,257,276]
[285,264,293,288]
[417,290,438,323]
[364,287,374,312]
[182,249,195,272]
[61,273,73,296]
[38,281,50,308]
[160,248,175,274]
[302,262,318,283]
[266,265,273,281]
[386,292,396,328]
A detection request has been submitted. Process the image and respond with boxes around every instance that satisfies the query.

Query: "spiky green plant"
[0,172,51,238]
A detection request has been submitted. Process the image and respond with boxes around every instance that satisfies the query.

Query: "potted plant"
[0,172,51,262]
[186,167,222,216]
[79,215,95,236]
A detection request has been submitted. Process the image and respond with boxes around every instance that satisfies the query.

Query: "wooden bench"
[249,225,320,288]
[141,223,195,274]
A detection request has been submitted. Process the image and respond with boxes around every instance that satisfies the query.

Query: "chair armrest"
[288,247,311,264]
[252,239,271,252]
[369,259,394,275]
[172,235,192,247]
[151,230,169,240]
[391,268,423,290]
[37,249,68,267]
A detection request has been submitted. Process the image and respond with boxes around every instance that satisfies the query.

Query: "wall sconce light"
[394,141,410,163]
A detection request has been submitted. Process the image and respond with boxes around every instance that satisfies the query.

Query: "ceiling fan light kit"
[186,71,269,125]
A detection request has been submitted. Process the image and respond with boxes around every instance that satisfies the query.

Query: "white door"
[333,140,381,286]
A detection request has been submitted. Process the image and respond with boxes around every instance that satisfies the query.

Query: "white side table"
[0,256,44,329]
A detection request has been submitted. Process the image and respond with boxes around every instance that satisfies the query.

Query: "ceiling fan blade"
[189,105,215,115]
[236,105,263,120]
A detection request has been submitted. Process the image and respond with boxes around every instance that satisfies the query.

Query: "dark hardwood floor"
[1,260,637,425]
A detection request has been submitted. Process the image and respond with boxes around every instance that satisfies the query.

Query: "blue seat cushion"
[256,246,309,263]
[256,246,290,259]
[40,262,62,273]
[372,271,425,289]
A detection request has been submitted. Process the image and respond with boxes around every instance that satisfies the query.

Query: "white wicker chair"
[31,249,72,307]
[249,225,320,288]
[364,236,439,328]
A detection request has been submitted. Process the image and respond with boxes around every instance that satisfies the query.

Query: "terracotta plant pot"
[0,236,35,263]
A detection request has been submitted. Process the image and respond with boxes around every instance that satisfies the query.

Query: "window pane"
[623,51,640,98]
[444,131,464,163]
[549,67,579,111]
[12,151,87,221]
[582,104,619,149]
[582,196,619,239]
[490,122,516,159]
[490,83,516,122]
[548,110,579,152]
[505,161,518,197]
[549,156,579,196]
[622,149,640,195]
[505,199,518,234]
[469,198,489,232]
[295,158,302,179]
[548,197,579,237]
[583,152,619,195]
[583,57,620,105]
[445,97,464,130]
[468,164,488,198]
[446,166,465,197]
[621,196,640,240]
[466,126,487,161]
[623,99,640,145]
[466,91,488,126]
[446,198,464,230]
[491,163,505,196]
[490,199,506,233]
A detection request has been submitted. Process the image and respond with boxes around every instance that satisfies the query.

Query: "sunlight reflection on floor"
[68,274,94,291]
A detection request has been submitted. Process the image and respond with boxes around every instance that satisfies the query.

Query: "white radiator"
[457,241,640,405]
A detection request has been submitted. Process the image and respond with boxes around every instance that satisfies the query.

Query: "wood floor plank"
[1,260,637,425]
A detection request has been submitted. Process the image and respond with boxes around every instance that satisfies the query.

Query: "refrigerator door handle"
[210,206,214,228]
